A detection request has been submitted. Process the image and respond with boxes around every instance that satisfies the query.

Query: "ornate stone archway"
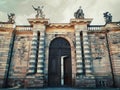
[45,34,76,87]
[48,37,72,86]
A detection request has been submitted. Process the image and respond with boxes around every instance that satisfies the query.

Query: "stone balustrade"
[0,23,14,28]
[87,25,104,31]
[16,26,33,31]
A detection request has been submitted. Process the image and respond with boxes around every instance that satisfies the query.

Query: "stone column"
[37,31,45,76]
[28,31,38,74]
[75,31,83,78]
[82,31,92,76]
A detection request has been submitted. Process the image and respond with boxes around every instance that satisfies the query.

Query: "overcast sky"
[0,0,120,25]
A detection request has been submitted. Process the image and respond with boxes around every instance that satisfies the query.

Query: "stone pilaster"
[25,18,49,88]
[37,32,45,75]
[28,31,38,74]
[71,18,96,88]
[82,31,92,76]
[75,31,83,77]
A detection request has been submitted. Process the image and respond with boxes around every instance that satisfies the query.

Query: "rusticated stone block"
[75,76,96,88]
[7,78,24,88]
[24,78,44,88]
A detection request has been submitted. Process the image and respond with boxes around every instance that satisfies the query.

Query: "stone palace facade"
[0,17,120,88]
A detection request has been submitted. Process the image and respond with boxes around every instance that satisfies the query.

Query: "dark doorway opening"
[48,37,72,87]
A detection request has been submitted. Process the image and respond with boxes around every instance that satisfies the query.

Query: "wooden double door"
[48,37,72,87]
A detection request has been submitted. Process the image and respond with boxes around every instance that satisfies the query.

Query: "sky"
[0,0,120,25]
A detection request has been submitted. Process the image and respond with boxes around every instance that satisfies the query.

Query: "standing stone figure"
[74,6,84,19]
[32,5,45,18]
[8,13,15,23]
[103,12,112,24]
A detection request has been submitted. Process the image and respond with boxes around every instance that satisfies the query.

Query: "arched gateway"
[1,7,119,88]
[48,37,72,87]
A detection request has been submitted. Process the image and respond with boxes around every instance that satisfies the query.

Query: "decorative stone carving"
[32,5,45,18]
[8,13,15,23]
[74,6,84,19]
[103,12,112,24]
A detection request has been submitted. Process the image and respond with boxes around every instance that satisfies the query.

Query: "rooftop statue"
[74,6,84,19]
[8,13,15,23]
[103,12,112,24]
[32,5,45,18]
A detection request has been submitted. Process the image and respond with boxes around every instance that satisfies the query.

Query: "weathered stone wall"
[8,34,32,87]
[88,33,113,87]
[0,31,12,87]
[88,33,111,74]
[108,31,120,87]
